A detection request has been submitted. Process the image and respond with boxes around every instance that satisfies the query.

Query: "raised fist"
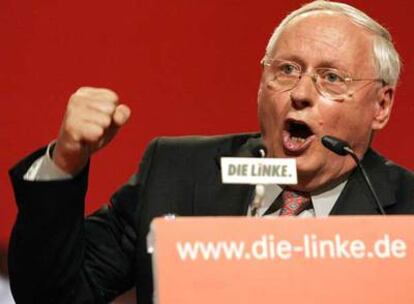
[53,87,131,174]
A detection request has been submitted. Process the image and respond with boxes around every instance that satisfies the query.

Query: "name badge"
[221,157,297,184]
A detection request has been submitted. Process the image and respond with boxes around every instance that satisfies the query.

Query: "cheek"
[258,90,289,153]
[258,88,288,119]
[308,100,344,134]
[259,94,289,138]
[318,109,344,130]
[317,99,375,145]
[258,90,276,126]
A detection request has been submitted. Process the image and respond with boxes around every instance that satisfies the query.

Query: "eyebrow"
[316,60,349,72]
[271,54,350,72]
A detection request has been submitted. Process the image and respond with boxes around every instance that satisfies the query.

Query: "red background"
[1,0,413,248]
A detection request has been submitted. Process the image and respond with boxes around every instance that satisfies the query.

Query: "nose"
[289,73,317,110]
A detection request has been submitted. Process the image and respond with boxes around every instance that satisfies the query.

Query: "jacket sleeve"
[8,140,158,303]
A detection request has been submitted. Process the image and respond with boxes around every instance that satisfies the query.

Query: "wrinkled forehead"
[269,11,377,75]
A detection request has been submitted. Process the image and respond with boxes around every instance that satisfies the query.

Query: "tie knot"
[280,189,311,216]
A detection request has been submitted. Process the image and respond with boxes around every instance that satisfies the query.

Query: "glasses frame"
[261,58,385,100]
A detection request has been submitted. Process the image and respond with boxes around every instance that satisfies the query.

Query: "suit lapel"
[193,134,261,216]
[330,149,396,215]
[193,175,254,216]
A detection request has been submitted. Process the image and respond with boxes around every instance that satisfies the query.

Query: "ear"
[372,85,394,130]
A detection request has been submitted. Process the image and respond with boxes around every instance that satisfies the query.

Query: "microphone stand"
[250,147,266,217]
[322,136,386,215]
[343,146,386,215]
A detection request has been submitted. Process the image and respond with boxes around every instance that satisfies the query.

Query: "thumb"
[112,104,131,127]
[94,104,131,152]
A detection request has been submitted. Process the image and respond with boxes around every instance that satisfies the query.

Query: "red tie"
[279,189,311,216]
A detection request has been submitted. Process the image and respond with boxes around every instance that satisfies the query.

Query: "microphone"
[320,135,351,156]
[321,135,386,215]
[253,145,267,158]
[250,142,267,217]
[250,141,267,158]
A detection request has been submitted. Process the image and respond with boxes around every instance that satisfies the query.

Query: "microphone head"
[246,137,267,157]
[251,144,267,158]
[321,135,351,156]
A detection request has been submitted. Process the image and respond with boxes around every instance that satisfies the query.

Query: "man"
[8,1,414,303]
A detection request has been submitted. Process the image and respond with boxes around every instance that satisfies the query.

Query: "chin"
[296,163,321,180]
[295,155,328,186]
[293,148,322,170]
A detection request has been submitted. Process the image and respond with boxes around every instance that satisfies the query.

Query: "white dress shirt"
[0,275,14,304]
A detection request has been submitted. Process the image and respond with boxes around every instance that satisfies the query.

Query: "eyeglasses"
[261,59,385,100]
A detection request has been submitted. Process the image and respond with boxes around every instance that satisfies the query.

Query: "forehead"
[271,12,376,74]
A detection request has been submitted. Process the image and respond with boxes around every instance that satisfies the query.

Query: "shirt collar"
[251,180,347,217]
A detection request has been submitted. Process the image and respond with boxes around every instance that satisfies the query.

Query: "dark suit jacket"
[8,133,414,303]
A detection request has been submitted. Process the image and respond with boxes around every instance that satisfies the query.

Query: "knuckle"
[82,126,103,142]
[76,86,92,93]
[92,126,104,138]
[76,86,99,96]
[69,93,88,108]
[101,88,119,102]
[98,102,116,115]
[101,115,112,128]
[70,87,119,110]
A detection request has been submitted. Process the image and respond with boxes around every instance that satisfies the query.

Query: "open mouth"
[282,119,315,154]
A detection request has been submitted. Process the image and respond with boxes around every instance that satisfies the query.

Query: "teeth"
[291,136,306,143]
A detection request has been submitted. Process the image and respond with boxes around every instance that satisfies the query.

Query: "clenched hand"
[53,87,131,174]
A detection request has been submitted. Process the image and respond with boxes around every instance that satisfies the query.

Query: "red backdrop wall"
[1,0,413,247]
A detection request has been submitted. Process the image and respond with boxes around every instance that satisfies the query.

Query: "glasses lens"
[265,61,300,92]
[316,68,349,98]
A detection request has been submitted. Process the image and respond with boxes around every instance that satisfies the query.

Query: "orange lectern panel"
[150,216,414,304]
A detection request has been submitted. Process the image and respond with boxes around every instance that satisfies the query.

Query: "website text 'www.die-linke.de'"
[176,234,407,262]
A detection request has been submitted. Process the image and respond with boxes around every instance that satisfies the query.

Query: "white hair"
[265,0,401,86]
